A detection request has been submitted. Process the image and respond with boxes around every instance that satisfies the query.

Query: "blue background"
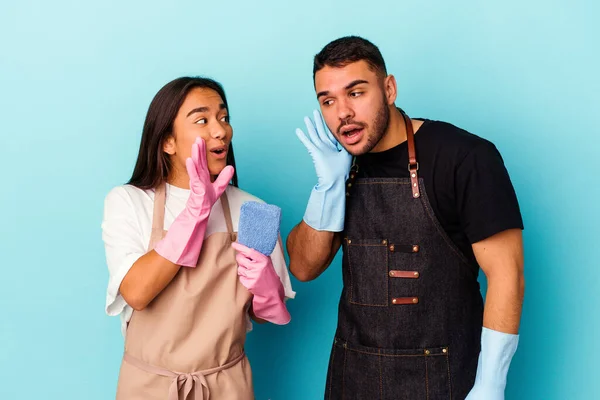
[1,1,598,398]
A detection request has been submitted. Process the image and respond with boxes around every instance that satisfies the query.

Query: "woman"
[101,76,295,399]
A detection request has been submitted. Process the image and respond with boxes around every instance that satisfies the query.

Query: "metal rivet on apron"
[389,271,395,277]
[382,239,388,245]
[424,349,431,355]
[443,348,448,354]
[346,192,350,197]
[392,298,397,304]
[347,183,352,188]
[411,173,416,178]
[412,298,419,304]
[343,343,348,349]
[413,272,420,278]
[413,192,420,198]
[389,244,395,252]
[348,239,352,244]
[413,183,417,187]
[412,245,420,253]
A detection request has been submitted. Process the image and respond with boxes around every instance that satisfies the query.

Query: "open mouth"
[209,146,227,158]
[342,128,363,137]
[339,124,365,145]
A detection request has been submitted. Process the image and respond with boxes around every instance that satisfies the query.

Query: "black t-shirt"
[356,118,524,268]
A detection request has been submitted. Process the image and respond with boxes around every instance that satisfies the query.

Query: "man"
[286,36,524,400]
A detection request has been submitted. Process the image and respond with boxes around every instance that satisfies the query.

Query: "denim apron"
[325,111,483,400]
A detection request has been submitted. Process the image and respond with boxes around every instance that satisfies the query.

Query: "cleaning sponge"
[237,201,281,256]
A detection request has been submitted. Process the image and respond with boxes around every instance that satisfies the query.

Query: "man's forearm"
[287,221,341,282]
[482,267,525,334]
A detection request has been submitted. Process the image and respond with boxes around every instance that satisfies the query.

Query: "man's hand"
[295,110,352,232]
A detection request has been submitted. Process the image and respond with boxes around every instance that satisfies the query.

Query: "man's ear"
[384,74,397,105]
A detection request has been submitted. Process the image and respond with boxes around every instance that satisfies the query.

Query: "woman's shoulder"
[104,184,153,215]
[225,185,265,205]
[105,184,151,202]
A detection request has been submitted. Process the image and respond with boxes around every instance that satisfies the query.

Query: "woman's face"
[164,87,233,178]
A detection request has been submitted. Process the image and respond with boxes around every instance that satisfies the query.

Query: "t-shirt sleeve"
[101,186,147,317]
[271,236,296,300]
[455,141,524,244]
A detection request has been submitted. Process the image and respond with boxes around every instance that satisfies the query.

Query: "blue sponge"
[237,201,282,256]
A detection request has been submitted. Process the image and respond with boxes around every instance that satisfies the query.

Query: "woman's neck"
[166,163,216,189]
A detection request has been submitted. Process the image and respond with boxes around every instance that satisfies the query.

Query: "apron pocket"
[328,338,452,400]
[345,238,389,306]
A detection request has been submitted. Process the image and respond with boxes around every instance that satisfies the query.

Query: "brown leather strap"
[402,111,420,199]
[392,297,419,305]
[388,244,420,253]
[389,270,420,279]
[220,190,234,235]
[148,183,167,250]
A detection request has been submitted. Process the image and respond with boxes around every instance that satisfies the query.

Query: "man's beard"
[347,98,390,156]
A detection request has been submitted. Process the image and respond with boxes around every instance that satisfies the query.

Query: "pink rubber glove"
[154,138,234,267]
[232,242,291,325]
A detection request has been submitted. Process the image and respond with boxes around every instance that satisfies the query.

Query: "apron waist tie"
[123,351,245,400]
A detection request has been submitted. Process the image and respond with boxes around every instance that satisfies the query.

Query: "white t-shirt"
[101,183,295,337]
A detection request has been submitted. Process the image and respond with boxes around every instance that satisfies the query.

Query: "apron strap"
[148,183,167,250]
[346,109,420,199]
[403,110,420,199]
[220,189,235,236]
[124,351,245,400]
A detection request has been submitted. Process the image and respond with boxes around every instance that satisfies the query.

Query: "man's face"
[315,60,391,156]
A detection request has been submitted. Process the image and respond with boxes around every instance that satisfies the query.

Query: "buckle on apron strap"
[408,163,421,198]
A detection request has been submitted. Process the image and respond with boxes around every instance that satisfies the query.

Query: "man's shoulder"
[416,119,497,162]
[418,119,492,147]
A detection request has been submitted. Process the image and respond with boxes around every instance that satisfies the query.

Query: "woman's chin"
[208,161,228,178]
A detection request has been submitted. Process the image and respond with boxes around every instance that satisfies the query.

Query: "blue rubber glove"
[465,327,519,400]
[295,110,352,232]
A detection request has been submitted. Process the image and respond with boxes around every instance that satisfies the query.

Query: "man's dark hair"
[313,36,387,80]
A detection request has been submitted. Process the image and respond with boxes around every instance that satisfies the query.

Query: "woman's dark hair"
[127,76,238,190]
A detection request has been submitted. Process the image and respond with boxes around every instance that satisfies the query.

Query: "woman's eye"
[220,116,230,123]
[195,118,207,125]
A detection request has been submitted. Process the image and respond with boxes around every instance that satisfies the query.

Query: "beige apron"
[116,184,254,400]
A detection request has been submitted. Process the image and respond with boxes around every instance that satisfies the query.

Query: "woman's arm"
[119,251,181,311]
[102,186,182,313]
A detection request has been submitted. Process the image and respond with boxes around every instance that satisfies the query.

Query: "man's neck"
[370,106,407,153]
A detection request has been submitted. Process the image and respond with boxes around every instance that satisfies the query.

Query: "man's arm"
[465,228,523,399]
[287,221,343,282]
[473,228,525,333]
[287,110,352,281]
